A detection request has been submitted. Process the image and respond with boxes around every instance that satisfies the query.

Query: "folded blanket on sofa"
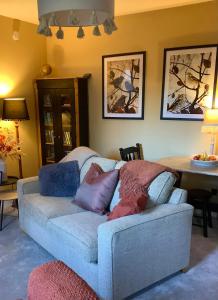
[108,160,177,220]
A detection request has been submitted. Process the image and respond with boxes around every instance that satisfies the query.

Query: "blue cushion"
[39,161,80,197]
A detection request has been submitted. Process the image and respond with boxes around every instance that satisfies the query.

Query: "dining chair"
[119,143,142,161]
[187,189,212,237]
[207,192,218,228]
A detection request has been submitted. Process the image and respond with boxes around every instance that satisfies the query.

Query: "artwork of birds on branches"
[167,51,212,115]
[106,59,140,114]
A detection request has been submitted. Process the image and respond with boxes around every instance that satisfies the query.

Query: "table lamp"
[201,108,218,155]
[2,98,29,178]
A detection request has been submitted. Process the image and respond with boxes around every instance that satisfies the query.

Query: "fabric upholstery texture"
[18,146,193,300]
[83,163,103,183]
[23,193,84,226]
[60,146,100,169]
[80,157,117,182]
[110,181,121,212]
[28,261,99,300]
[98,203,193,300]
[17,176,40,195]
[108,160,175,220]
[39,161,80,197]
[48,212,107,263]
[147,171,177,208]
[168,188,188,204]
[110,167,176,212]
[20,215,99,292]
[75,163,119,214]
[109,161,126,212]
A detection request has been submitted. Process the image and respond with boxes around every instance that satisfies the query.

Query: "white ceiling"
[0,0,214,24]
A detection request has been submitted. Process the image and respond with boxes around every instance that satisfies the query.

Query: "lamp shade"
[37,0,117,39]
[2,98,29,121]
[37,0,114,27]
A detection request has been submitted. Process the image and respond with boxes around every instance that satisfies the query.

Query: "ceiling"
[0,0,214,24]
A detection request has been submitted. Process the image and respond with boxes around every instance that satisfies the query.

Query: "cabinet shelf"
[46,160,55,163]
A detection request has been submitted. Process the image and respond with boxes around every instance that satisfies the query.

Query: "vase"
[0,159,7,183]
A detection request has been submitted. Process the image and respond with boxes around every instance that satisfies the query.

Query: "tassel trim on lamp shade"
[37,0,117,39]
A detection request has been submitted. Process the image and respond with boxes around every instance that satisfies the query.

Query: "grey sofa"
[18,147,193,300]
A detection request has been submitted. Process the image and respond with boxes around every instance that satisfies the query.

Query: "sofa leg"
[181,267,188,273]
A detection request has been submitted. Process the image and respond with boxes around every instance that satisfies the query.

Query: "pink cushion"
[27,261,98,300]
[74,163,119,214]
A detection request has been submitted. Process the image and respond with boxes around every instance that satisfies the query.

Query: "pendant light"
[37,0,117,39]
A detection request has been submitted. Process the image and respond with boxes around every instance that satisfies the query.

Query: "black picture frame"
[102,51,146,120]
[160,44,218,121]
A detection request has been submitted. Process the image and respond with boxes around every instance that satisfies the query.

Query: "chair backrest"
[119,143,142,161]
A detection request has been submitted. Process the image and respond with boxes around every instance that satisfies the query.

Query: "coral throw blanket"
[108,160,176,220]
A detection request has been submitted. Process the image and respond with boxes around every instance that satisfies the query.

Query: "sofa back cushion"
[110,161,176,211]
[60,146,99,169]
[109,161,126,211]
[147,171,176,208]
[80,157,117,182]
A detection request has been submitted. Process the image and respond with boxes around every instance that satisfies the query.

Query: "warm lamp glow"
[0,120,14,130]
[0,76,14,96]
[215,97,218,108]
[203,108,218,126]
[0,83,11,96]
[204,94,213,108]
[201,108,218,154]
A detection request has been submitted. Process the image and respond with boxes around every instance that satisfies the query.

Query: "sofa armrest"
[17,176,40,197]
[98,203,193,300]
[168,187,188,204]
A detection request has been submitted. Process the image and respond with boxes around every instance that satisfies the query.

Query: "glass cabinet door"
[39,91,56,164]
[44,110,55,164]
[57,91,76,158]
[38,88,76,164]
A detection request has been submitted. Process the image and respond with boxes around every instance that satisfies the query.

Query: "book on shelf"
[44,112,53,126]
[63,131,71,145]
[44,96,52,107]
[45,129,54,144]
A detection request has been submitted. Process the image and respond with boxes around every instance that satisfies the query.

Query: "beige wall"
[0,15,46,177]
[46,1,218,188]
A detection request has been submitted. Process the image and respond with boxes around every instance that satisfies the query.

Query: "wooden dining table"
[157,156,218,237]
[157,156,218,177]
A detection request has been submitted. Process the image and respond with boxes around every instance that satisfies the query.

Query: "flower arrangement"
[0,127,22,160]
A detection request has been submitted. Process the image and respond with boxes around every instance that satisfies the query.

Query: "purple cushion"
[74,163,119,214]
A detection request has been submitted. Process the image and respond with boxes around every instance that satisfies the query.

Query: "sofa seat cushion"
[23,193,85,226]
[48,212,107,263]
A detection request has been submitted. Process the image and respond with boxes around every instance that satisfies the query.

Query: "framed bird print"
[161,45,218,121]
[102,51,146,119]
